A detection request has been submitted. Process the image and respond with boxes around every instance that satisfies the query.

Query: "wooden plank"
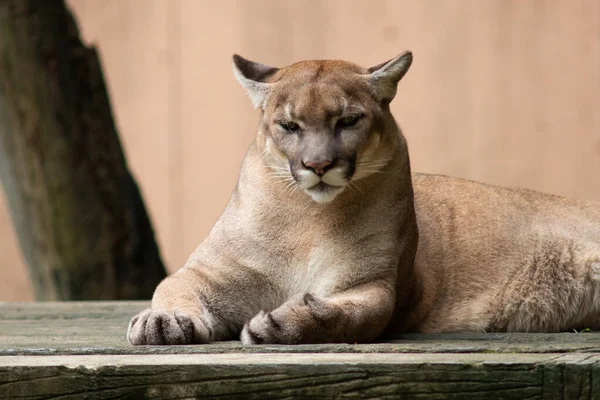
[3,323,600,356]
[2,302,600,356]
[1,302,600,398]
[1,353,599,399]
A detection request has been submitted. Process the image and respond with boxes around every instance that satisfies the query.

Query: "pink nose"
[303,160,333,176]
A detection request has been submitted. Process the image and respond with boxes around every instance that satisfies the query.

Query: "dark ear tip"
[232,54,243,65]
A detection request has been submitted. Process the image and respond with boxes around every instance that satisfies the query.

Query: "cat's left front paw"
[241,293,327,345]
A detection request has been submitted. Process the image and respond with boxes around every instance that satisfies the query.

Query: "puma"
[128,51,600,345]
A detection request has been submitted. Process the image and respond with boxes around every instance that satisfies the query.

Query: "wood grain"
[1,302,600,398]
[0,353,597,399]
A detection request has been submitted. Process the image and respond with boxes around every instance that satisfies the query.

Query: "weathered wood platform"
[1,302,599,399]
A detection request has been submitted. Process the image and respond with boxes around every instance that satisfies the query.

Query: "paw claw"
[240,293,328,345]
[302,293,316,305]
[127,308,208,346]
[266,312,281,330]
[241,323,263,345]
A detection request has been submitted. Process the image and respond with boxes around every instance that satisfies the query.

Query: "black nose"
[302,160,333,176]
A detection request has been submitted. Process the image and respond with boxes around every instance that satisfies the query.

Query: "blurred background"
[0,0,598,301]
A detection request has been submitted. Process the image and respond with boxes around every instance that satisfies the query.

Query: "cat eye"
[277,120,300,133]
[336,114,363,129]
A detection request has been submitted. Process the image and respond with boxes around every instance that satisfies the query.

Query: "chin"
[305,183,345,203]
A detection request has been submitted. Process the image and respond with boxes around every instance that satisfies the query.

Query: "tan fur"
[128,51,600,345]
[404,175,600,334]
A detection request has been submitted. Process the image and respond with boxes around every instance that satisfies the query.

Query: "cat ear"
[232,54,279,109]
[367,51,413,102]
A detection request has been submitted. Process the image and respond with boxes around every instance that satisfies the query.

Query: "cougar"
[128,51,600,345]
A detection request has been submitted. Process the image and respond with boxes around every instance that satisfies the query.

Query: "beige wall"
[1,0,599,300]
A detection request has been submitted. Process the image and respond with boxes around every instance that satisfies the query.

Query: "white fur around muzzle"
[297,167,348,203]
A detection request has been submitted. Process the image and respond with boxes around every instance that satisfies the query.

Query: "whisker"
[269,175,293,179]
[288,185,298,198]
[268,174,294,180]
[357,158,392,162]
[269,180,294,186]
[357,166,387,171]
[358,169,388,175]
[272,178,296,184]
[356,156,393,161]
[356,160,392,165]
[284,181,296,193]
[259,149,271,162]
[356,161,390,166]
[349,181,364,195]
[358,155,392,159]
[356,163,389,168]
[355,165,388,170]
[347,182,357,195]
[266,172,292,177]
[302,196,313,210]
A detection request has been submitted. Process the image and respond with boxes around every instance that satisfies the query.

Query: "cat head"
[233,51,412,203]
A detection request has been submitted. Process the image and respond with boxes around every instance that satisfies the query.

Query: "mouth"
[304,180,345,203]
[311,181,341,191]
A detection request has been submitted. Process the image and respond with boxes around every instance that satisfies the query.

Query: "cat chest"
[279,245,347,299]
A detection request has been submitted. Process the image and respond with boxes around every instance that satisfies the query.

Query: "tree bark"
[0,0,167,300]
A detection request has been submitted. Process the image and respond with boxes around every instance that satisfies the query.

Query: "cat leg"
[489,240,600,332]
[128,264,277,345]
[569,257,600,330]
[240,281,395,344]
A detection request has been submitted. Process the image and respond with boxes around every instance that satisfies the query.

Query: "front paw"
[241,293,328,345]
[127,308,211,345]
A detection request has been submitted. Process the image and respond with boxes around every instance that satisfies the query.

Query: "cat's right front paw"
[127,308,211,345]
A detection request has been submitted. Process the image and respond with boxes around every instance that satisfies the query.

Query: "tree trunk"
[0,0,167,300]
